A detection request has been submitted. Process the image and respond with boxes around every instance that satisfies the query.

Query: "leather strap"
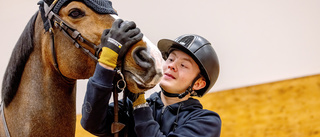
[48,19,75,84]
[161,74,201,99]
[1,102,11,137]
[111,87,125,137]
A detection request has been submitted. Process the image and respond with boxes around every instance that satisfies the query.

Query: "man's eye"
[68,9,85,19]
[181,63,190,68]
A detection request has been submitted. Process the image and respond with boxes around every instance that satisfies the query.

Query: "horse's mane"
[1,12,38,107]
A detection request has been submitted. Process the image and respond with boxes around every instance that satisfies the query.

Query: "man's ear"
[193,77,206,90]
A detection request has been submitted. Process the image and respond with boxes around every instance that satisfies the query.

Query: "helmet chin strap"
[161,74,201,99]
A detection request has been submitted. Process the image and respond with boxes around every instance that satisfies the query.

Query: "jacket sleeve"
[80,64,116,136]
[133,107,221,137]
[133,107,164,136]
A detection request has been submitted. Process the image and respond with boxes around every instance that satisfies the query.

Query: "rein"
[111,69,127,137]
[0,102,10,137]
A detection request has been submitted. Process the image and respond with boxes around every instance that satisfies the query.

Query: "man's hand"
[98,19,143,69]
[132,93,147,109]
[127,91,147,109]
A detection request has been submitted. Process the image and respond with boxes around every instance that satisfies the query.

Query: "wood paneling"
[198,74,320,137]
[76,115,95,137]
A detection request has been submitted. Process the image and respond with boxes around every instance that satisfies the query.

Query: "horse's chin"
[124,70,160,93]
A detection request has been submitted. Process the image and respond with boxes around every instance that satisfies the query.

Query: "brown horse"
[0,0,163,136]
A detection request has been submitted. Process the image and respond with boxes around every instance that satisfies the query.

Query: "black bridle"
[44,1,128,136]
[43,0,102,83]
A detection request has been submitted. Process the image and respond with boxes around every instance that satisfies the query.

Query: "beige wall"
[1,0,320,114]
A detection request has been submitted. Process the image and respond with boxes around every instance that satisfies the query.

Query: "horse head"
[42,1,163,91]
[39,0,115,80]
[37,0,163,90]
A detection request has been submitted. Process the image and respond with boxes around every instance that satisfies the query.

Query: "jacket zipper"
[160,106,168,122]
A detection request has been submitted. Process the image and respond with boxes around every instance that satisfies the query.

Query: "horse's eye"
[68,8,85,19]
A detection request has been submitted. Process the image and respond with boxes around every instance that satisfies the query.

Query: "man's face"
[160,50,200,94]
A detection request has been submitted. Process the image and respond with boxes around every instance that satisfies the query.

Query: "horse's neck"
[4,14,77,137]
[5,45,77,137]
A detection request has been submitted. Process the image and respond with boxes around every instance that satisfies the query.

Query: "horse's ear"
[44,0,54,6]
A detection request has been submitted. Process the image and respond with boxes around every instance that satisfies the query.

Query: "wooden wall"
[199,74,320,137]
[76,74,320,137]
[76,115,95,137]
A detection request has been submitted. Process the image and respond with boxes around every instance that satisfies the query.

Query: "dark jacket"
[81,64,221,137]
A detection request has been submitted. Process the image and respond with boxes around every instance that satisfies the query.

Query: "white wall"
[1,0,319,114]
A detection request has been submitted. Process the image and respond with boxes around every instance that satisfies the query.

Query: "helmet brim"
[158,38,204,69]
[158,39,197,60]
[158,39,177,60]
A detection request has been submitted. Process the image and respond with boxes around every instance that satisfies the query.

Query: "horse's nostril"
[135,48,147,62]
[133,47,154,69]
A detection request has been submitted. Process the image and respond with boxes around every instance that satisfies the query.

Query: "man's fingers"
[112,19,124,29]
[120,21,137,32]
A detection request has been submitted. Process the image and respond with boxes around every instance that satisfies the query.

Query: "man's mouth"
[164,73,176,79]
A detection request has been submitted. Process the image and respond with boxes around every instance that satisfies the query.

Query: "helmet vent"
[177,35,195,48]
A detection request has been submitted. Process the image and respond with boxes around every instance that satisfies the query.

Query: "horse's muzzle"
[124,36,163,92]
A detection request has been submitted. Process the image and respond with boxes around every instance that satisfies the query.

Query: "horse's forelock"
[1,12,38,107]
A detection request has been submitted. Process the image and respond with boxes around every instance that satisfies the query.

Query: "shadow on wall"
[75,74,320,137]
[198,74,320,137]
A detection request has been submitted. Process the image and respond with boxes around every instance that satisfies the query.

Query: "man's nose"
[168,63,176,72]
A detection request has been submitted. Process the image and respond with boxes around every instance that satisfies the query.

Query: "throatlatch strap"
[161,89,180,97]
[161,74,201,99]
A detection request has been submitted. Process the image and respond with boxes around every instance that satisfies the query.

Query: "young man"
[81,19,221,137]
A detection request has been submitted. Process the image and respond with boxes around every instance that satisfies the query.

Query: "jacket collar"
[148,92,203,113]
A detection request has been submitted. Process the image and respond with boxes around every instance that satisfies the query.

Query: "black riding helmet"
[158,34,219,97]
